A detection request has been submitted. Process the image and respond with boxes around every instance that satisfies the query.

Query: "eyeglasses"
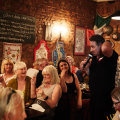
[113,101,120,106]
[7,88,16,104]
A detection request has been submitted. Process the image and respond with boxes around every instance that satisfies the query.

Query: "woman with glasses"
[0,87,27,120]
[0,58,16,87]
[111,87,120,120]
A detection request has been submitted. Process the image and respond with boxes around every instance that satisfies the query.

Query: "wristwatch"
[44,96,48,100]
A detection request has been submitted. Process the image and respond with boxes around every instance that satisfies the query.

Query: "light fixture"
[111,11,120,20]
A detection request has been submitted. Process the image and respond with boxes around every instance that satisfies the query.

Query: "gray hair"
[0,87,24,120]
[42,65,60,84]
[111,87,120,101]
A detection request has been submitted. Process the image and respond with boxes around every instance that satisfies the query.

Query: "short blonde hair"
[1,58,14,74]
[42,65,60,84]
[0,87,24,120]
[14,61,27,72]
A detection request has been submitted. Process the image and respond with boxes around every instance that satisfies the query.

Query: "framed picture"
[34,40,49,61]
[74,26,86,55]
[52,41,65,67]
[3,42,22,63]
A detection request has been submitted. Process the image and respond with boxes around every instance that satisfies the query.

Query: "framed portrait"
[74,26,86,55]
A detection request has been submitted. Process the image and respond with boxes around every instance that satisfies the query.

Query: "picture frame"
[3,42,22,63]
[74,26,86,55]
[34,40,49,62]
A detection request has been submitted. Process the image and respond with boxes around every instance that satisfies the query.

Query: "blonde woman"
[35,65,62,108]
[0,58,16,87]
[29,65,62,120]
[0,87,27,120]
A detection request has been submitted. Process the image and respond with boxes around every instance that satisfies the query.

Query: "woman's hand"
[60,69,66,78]
[37,87,47,99]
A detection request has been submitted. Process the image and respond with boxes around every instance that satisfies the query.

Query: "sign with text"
[0,10,35,44]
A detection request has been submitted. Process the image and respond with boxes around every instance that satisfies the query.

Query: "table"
[25,100,54,120]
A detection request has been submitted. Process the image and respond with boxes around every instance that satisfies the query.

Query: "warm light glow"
[111,17,120,20]
[51,21,69,41]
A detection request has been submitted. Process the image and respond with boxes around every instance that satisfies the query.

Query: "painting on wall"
[34,40,49,61]
[52,41,65,67]
[3,42,22,63]
[74,26,86,55]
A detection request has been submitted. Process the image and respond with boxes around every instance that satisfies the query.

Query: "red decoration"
[34,41,49,61]
[87,29,95,47]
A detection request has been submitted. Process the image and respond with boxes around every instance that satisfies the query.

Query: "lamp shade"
[111,11,120,20]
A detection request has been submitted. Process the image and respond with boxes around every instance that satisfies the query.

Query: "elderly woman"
[57,59,82,120]
[0,87,27,120]
[0,58,16,87]
[7,61,36,104]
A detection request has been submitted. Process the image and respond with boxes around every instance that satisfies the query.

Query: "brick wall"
[0,0,96,68]
[96,1,120,55]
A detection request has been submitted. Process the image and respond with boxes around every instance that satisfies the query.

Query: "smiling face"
[59,61,69,72]
[90,41,101,57]
[4,62,13,73]
[16,67,27,78]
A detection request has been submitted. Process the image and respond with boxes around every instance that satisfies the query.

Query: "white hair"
[14,61,27,72]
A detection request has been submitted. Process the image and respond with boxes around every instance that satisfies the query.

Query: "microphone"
[83,53,93,68]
